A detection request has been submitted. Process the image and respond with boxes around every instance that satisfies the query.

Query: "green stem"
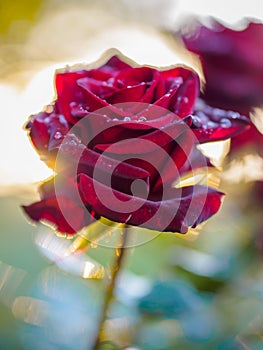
[92,224,129,350]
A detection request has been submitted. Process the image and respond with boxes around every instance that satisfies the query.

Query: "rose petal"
[77,77,110,111]
[107,83,148,104]
[23,175,96,234]
[22,196,93,234]
[158,67,200,116]
[192,99,250,143]
[152,129,195,192]
[114,67,155,87]
[178,17,263,112]
[28,112,69,160]
[99,55,132,73]
[56,140,151,195]
[79,173,223,233]
[55,70,89,122]
[76,77,118,99]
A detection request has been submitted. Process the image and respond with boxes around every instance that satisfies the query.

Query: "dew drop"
[69,139,78,146]
[137,116,147,122]
[123,116,131,122]
[220,118,232,128]
[207,121,218,128]
[192,116,202,128]
[227,111,240,119]
[54,131,62,140]
[112,118,119,121]
[196,111,209,123]
[213,108,226,119]
[183,97,189,103]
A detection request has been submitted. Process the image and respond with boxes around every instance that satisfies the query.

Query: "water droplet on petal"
[227,111,240,119]
[123,117,131,122]
[137,116,147,122]
[207,121,218,128]
[69,139,78,146]
[213,108,226,119]
[220,118,232,128]
[192,116,202,128]
[54,131,62,140]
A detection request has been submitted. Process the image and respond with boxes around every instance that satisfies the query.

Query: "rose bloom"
[177,17,263,154]
[23,51,248,235]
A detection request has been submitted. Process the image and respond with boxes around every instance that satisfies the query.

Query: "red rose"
[177,17,263,154]
[23,51,248,235]
[177,17,263,113]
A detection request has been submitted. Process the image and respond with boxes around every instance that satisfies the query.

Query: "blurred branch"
[92,224,129,350]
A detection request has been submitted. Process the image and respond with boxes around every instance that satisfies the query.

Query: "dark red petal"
[114,67,155,87]
[192,99,250,143]
[180,18,263,68]
[56,140,151,195]
[92,118,193,190]
[28,112,69,159]
[79,173,223,233]
[77,78,110,111]
[202,60,263,111]
[55,71,89,122]
[158,67,200,117]
[99,55,133,73]
[23,175,97,234]
[139,70,161,103]
[178,18,228,55]
[29,114,49,152]
[78,77,119,99]
[152,129,195,193]
[107,83,148,104]
[22,196,93,234]
[54,55,132,122]
[177,185,224,230]
[178,18,263,112]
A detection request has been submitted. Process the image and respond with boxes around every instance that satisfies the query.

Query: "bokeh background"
[1,0,263,349]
